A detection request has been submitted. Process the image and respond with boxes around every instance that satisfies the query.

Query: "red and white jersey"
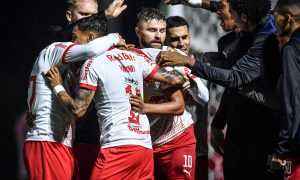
[79,48,159,149]
[26,34,119,147]
[138,47,208,147]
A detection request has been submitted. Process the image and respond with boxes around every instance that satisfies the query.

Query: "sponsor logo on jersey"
[82,59,93,80]
[125,77,138,85]
[55,43,67,49]
[119,65,136,72]
[127,124,150,134]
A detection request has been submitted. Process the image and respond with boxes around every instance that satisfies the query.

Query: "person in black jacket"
[161,0,283,179]
[271,0,300,179]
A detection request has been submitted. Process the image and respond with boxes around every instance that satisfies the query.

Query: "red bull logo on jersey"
[106,53,135,61]
[82,59,93,80]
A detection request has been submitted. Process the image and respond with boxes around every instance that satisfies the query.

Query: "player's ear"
[87,33,96,42]
[66,11,72,23]
[135,26,140,37]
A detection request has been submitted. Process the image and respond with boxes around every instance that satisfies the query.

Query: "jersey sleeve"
[140,55,159,82]
[62,33,119,64]
[79,59,100,90]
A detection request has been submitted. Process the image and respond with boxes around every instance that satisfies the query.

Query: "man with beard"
[134,8,209,179]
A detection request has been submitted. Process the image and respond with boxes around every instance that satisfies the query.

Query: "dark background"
[1,0,160,178]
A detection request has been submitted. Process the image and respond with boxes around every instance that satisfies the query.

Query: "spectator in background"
[271,0,300,179]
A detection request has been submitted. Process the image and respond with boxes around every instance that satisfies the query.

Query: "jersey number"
[28,76,36,112]
[125,85,140,125]
[183,155,193,168]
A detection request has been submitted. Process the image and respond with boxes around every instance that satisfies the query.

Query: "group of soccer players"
[23,0,300,180]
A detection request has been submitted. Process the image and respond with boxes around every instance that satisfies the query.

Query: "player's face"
[229,7,247,32]
[67,0,98,24]
[166,25,191,54]
[72,26,90,44]
[274,9,291,38]
[217,0,236,32]
[136,19,166,49]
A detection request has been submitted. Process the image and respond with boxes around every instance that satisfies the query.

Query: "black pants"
[223,144,284,180]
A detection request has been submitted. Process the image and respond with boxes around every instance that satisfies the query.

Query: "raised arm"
[44,67,95,118]
[63,33,124,63]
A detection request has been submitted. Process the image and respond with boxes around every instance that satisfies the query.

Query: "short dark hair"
[166,16,189,30]
[229,0,271,24]
[276,0,300,16]
[136,8,166,27]
[74,13,107,37]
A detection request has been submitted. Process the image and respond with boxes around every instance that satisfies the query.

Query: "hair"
[73,13,107,37]
[276,0,300,16]
[67,0,98,10]
[229,0,271,24]
[136,8,166,28]
[166,16,189,30]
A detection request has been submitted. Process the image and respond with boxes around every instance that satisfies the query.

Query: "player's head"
[228,0,271,32]
[165,16,191,54]
[66,0,98,24]
[275,0,300,38]
[217,0,238,32]
[72,13,107,44]
[135,8,166,49]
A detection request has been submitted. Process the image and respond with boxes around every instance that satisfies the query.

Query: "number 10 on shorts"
[183,155,192,168]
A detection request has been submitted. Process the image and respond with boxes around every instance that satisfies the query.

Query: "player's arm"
[130,89,185,115]
[164,0,212,9]
[150,67,190,90]
[62,33,126,63]
[44,67,95,118]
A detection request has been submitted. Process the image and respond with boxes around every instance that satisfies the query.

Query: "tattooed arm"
[44,67,95,118]
[151,67,190,90]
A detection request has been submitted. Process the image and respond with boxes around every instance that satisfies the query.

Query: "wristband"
[53,85,65,96]
[188,0,202,6]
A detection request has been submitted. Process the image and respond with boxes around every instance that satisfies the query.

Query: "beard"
[140,35,163,49]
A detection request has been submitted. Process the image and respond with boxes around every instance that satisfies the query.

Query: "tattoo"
[156,68,185,87]
[57,89,94,117]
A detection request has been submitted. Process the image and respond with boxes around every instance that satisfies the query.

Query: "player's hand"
[114,33,128,48]
[179,70,191,91]
[210,127,224,155]
[270,155,286,170]
[43,66,63,88]
[129,92,145,114]
[157,51,189,67]
[105,0,127,20]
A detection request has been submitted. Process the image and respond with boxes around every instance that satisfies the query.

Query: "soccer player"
[44,18,189,179]
[64,1,127,179]
[134,8,209,179]
[271,0,300,179]
[23,14,125,179]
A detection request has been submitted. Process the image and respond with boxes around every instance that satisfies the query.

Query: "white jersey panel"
[79,48,158,149]
[140,48,196,147]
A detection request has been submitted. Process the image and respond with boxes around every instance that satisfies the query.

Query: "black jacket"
[191,14,282,110]
[276,28,300,158]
